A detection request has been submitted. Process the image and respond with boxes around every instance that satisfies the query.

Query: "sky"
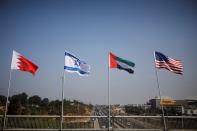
[0,0,197,105]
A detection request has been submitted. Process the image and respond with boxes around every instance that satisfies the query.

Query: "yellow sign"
[160,99,176,105]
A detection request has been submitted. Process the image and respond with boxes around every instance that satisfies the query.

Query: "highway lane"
[94,105,148,129]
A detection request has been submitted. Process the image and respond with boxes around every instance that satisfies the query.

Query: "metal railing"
[1,115,197,131]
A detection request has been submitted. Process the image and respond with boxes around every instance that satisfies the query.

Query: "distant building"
[148,96,197,115]
[111,105,125,115]
[148,96,173,109]
[183,98,197,115]
[149,98,160,109]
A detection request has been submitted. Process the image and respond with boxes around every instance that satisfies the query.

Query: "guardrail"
[0,115,197,131]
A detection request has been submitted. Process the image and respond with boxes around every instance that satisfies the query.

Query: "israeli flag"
[64,52,90,76]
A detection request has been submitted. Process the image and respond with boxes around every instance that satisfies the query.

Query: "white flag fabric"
[64,52,90,76]
[11,50,20,70]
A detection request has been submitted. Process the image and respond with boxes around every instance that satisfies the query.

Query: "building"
[148,96,197,116]
[148,96,174,109]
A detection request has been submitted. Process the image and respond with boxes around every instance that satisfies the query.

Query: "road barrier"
[0,115,197,131]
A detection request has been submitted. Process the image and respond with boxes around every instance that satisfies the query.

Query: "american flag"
[154,51,183,75]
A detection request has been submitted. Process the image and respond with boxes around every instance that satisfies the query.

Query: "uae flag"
[109,52,135,74]
[11,50,39,75]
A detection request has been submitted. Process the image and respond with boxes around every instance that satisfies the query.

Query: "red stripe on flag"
[109,52,117,68]
[17,55,38,75]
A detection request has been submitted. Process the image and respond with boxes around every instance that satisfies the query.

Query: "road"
[94,105,149,129]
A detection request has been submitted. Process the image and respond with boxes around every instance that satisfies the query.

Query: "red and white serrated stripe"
[11,50,21,70]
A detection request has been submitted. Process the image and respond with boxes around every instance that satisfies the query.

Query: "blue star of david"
[74,60,80,66]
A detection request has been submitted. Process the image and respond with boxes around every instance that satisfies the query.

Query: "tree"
[0,95,6,114]
[40,98,49,115]
[7,93,28,114]
[0,95,6,106]
[1,93,93,115]
[125,105,145,115]
[41,98,49,106]
[8,94,24,115]
[48,100,61,115]
[19,92,28,106]
[29,95,41,106]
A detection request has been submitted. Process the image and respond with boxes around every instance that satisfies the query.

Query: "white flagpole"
[153,52,167,131]
[181,105,184,129]
[108,52,111,130]
[3,69,13,130]
[60,72,65,131]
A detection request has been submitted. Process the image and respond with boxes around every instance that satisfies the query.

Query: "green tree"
[40,98,49,115]
[28,95,42,115]
[2,93,93,115]
[0,95,6,106]
[8,93,25,115]
[7,93,28,115]
[41,98,49,106]
[29,95,41,106]
[48,100,61,115]
[125,105,145,115]
[0,95,6,114]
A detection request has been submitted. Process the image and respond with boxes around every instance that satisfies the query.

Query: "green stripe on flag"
[116,56,135,67]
